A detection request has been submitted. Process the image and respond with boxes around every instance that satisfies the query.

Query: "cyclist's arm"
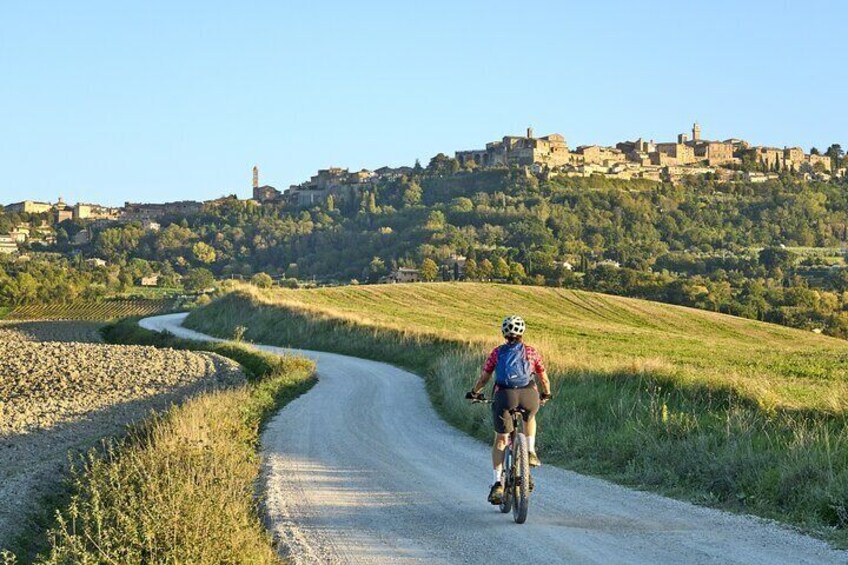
[471,369,493,394]
[537,369,552,396]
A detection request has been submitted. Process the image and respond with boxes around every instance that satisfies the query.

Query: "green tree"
[183,268,215,292]
[251,272,273,288]
[464,258,478,281]
[759,247,794,272]
[118,271,133,292]
[192,241,217,264]
[425,211,446,231]
[420,258,438,281]
[494,257,510,280]
[402,181,423,207]
[15,272,38,303]
[509,261,527,284]
[368,256,388,282]
[478,259,494,281]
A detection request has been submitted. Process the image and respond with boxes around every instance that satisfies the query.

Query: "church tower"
[252,166,259,189]
[692,122,701,141]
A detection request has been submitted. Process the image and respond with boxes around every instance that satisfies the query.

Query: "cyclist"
[466,315,552,505]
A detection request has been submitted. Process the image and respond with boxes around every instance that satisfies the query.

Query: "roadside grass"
[3,319,315,564]
[185,284,848,546]
[0,306,10,319]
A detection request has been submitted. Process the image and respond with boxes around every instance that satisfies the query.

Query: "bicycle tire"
[512,432,530,524]
[499,448,512,513]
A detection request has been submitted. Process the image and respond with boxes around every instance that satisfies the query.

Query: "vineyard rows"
[7,299,176,321]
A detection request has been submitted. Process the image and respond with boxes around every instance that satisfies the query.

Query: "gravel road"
[145,313,848,565]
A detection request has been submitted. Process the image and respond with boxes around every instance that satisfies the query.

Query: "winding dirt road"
[141,313,847,565]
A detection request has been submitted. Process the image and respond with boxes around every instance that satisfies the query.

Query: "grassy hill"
[186,283,848,544]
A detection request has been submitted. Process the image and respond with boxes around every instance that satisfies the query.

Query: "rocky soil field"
[0,320,105,344]
[0,321,245,549]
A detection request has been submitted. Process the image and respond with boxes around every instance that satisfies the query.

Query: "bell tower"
[252,166,259,189]
[692,122,701,141]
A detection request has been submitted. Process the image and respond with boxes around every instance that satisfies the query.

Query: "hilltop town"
[2,123,844,255]
[254,123,843,206]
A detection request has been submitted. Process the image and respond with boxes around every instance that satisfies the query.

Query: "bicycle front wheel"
[512,433,530,524]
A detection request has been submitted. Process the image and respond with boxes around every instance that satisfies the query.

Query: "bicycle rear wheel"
[512,433,530,524]
[499,449,512,513]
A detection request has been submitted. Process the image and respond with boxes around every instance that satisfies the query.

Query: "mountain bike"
[471,398,532,524]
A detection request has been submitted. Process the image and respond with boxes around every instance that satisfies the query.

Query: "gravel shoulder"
[150,312,848,565]
[0,321,245,548]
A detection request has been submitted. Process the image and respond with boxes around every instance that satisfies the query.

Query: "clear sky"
[1,1,846,206]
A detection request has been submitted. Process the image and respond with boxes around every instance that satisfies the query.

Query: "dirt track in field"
[145,313,848,565]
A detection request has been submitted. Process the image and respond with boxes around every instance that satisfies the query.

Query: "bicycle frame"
[471,398,532,524]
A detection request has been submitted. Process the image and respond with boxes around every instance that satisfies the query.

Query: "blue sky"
[1,1,846,206]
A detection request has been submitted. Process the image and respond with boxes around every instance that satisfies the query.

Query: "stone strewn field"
[0,321,245,548]
[0,320,105,344]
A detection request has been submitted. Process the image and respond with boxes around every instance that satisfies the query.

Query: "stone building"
[374,166,414,180]
[0,235,18,255]
[9,226,29,243]
[140,274,160,287]
[251,166,283,202]
[4,200,52,214]
[55,198,73,223]
[456,128,570,169]
[754,147,783,170]
[653,142,696,165]
[575,145,626,165]
[691,141,735,165]
[285,167,372,208]
[253,185,283,202]
[388,267,421,283]
[808,153,833,172]
[73,203,119,221]
[121,201,203,222]
[784,147,805,163]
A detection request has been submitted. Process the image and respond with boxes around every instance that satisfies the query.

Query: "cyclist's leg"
[491,389,518,480]
[518,386,541,464]
[492,432,509,482]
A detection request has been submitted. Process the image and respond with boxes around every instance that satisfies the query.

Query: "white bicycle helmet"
[501,315,526,338]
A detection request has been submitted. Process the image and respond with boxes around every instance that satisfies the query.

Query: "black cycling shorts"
[492,384,540,434]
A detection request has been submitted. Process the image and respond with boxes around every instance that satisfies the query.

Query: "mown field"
[186,283,848,546]
[6,299,176,321]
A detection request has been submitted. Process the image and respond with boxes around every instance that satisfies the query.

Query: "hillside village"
[2,123,844,258]
[255,123,844,208]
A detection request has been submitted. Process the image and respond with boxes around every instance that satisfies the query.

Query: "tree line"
[5,160,848,335]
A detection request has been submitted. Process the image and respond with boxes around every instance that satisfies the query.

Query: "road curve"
[141,313,847,565]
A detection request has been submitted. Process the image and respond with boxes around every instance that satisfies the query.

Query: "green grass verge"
[184,286,848,547]
[3,318,315,564]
